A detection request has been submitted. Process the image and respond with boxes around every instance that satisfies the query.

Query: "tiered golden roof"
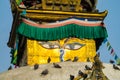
[11,0,108,21]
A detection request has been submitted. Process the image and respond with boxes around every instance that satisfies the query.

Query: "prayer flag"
[114,54,118,60]
[108,46,112,51]
[111,52,115,56]
[16,0,22,5]
[103,38,107,43]
[110,49,114,54]
[107,42,110,47]
[116,58,120,65]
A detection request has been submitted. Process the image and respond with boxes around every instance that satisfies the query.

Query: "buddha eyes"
[38,41,60,49]
[38,41,85,50]
[64,42,85,50]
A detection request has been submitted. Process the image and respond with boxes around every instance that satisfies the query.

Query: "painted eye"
[64,42,85,50]
[38,42,51,48]
[38,41,60,49]
[53,44,60,48]
[73,44,84,50]
[43,44,51,48]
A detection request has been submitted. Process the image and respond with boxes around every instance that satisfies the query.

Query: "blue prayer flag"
[103,38,107,43]
[114,54,118,60]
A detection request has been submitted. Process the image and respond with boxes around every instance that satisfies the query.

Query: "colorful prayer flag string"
[103,38,120,65]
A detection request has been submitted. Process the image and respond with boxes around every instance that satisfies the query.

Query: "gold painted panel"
[27,38,96,65]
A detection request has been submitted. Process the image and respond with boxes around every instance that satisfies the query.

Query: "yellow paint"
[27,38,96,65]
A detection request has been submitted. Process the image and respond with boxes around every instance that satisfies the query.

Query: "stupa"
[1,0,120,80]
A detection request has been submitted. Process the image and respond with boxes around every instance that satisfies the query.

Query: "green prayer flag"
[108,46,112,51]
[107,42,110,47]
[16,0,22,5]
[116,58,120,65]
[12,57,17,64]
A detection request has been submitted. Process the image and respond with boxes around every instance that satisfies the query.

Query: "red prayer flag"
[110,49,114,54]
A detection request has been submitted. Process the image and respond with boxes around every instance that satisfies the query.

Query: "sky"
[0,0,120,73]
